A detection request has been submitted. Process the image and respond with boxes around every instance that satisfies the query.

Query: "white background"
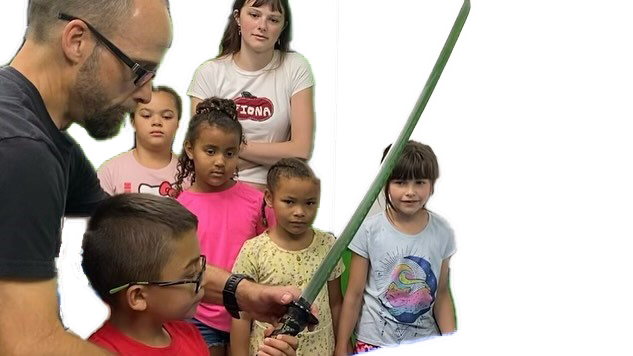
[2,1,633,355]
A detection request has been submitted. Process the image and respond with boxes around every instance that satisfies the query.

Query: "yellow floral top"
[232,229,344,356]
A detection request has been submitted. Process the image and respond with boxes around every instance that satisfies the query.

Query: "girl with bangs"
[335,141,457,354]
[188,0,315,191]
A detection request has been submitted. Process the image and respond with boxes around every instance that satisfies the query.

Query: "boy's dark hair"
[81,193,197,307]
[126,83,182,151]
[381,140,440,209]
[175,97,245,193]
[262,157,320,226]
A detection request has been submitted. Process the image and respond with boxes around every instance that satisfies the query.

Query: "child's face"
[131,91,179,150]
[235,1,285,54]
[185,123,240,192]
[387,179,433,216]
[266,177,319,237]
[145,229,206,321]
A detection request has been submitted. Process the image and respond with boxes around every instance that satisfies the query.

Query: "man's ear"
[60,19,96,66]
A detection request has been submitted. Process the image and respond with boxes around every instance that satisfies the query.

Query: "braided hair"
[175,97,246,194]
[261,157,320,227]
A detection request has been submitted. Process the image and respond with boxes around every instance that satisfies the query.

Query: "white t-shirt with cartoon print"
[188,50,314,184]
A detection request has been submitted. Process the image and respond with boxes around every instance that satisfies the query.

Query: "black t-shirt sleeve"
[0,138,64,279]
[65,144,108,216]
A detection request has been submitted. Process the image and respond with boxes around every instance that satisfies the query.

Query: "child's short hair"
[81,193,198,307]
[265,157,320,192]
[381,141,440,207]
[262,158,320,226]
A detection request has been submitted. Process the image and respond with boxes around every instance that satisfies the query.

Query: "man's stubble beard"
[72,47,129,140]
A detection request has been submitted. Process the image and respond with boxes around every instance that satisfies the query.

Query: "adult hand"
[257,326,298,356]
[237,281,301,324]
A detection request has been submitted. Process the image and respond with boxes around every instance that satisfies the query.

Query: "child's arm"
[433,258,456,334]
[230,314,252,356]
[328,277,343,340]
[334,252,369,356]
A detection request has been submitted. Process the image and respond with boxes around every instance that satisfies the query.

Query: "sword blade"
[301,0,471,305]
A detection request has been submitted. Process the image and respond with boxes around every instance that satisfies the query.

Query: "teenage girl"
[188,0,315,191]
[231,158,343,355]
[335,141,457,354]
[98,86,183,197]
[175,97,273,356]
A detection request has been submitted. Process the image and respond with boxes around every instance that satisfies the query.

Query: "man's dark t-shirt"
[0,66,107,279]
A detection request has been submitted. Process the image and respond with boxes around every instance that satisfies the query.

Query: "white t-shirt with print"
[188,50,314,184]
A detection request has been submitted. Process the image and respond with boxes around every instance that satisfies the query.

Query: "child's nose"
[293,206,305,217]
[213,155,225,166]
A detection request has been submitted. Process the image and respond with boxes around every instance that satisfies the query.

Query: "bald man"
[0,1,300,354]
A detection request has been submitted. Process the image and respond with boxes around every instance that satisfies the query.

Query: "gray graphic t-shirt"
[348,211,456,346]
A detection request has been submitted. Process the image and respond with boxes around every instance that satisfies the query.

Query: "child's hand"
[257,327,298,356]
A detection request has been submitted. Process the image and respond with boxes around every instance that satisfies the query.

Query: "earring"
[238,25,241,36]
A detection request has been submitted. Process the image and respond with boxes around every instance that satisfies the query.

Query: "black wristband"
[223,274,253,319]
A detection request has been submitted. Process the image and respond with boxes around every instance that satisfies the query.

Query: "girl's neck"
[233,47,275,71]
[108,310,171,348]
[133,145,173,170]
[269,225,314,251]
[189,178,237,194]
[386,206,429,236]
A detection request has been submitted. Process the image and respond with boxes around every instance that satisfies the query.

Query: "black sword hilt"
[270,297,319,337]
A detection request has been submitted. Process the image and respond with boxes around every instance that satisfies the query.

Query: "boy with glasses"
[81,194,297,355]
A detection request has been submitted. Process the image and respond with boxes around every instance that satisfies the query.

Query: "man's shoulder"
[0,69,49,143]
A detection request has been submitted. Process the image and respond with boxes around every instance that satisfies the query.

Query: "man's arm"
[202,266,301,324]
[0,278,111,355]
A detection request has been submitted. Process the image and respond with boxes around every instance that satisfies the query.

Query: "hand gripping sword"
[271,0,471,337]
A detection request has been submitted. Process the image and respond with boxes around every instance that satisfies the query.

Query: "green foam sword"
[271,0,471,337]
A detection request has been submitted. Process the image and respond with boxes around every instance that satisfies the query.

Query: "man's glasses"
[57,13,156,87]
[109,255,207,295]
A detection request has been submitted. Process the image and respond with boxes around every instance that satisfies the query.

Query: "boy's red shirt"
[89,320,208,355]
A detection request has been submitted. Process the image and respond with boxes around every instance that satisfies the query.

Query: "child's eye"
[163,115,174,120]
[225,151,235,157]
[206,149,215,155]
[282,199,293,205]
[306,201,316,206]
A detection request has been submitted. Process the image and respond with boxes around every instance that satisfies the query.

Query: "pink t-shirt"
[177,181,274,331]
[97,150,182,197]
